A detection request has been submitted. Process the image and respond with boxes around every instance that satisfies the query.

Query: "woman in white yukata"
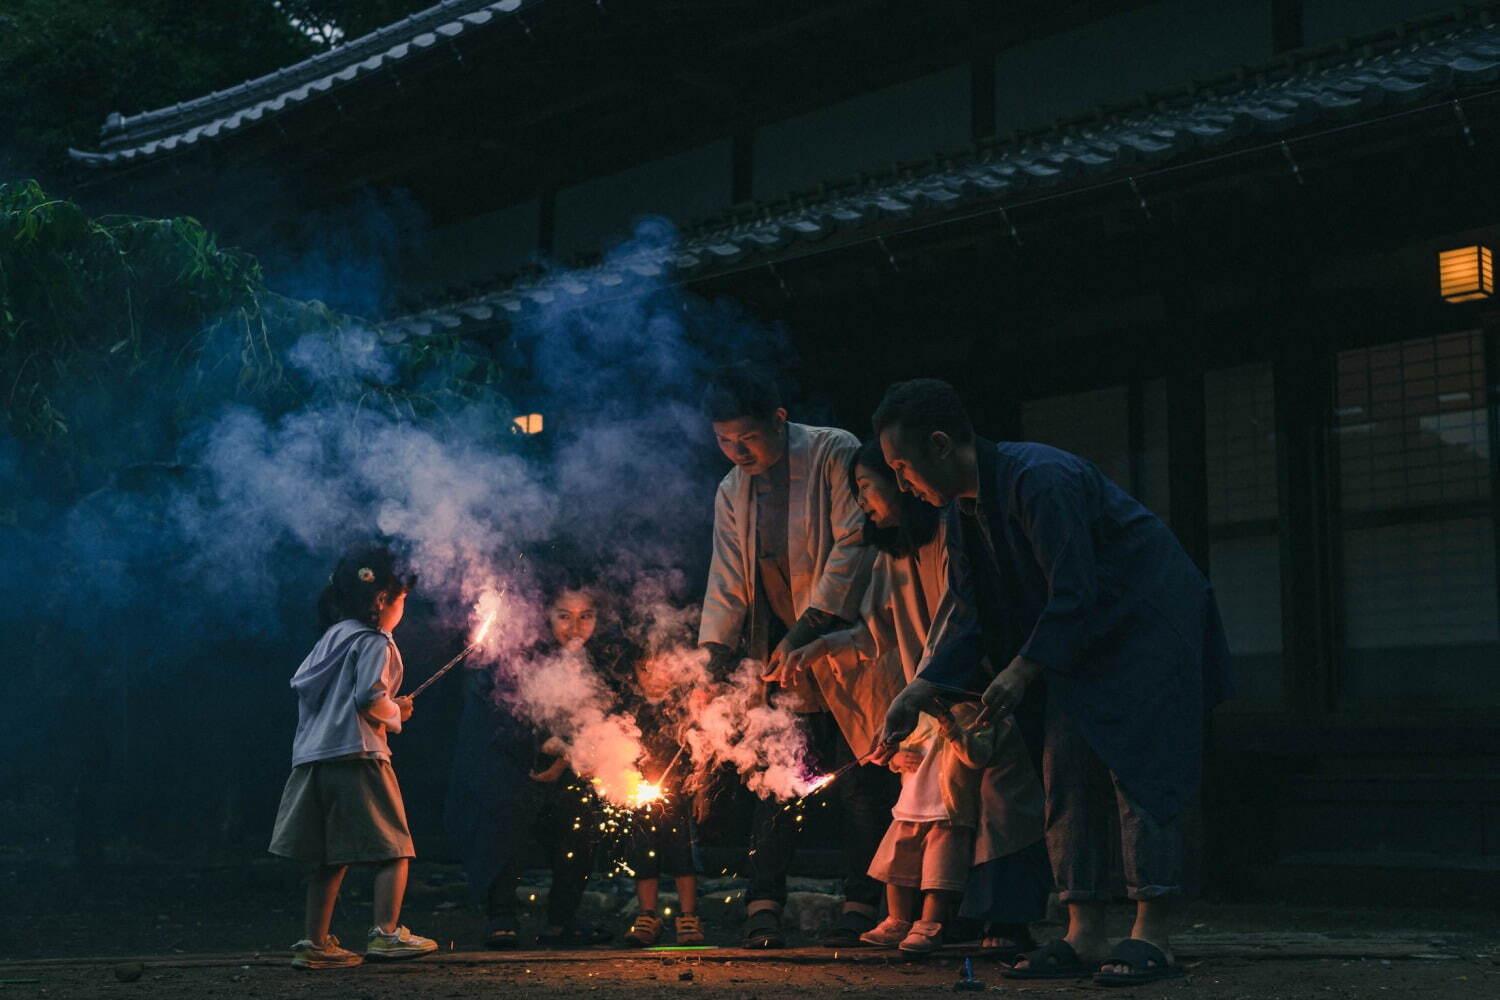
[783,439,1052,959]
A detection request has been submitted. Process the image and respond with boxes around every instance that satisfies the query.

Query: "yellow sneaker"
[290,934,363,970]
[365,925,439,961]
[675,914,705,945]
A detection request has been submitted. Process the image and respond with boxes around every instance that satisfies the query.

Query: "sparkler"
[407,610,496,699]
[784,738,892,810]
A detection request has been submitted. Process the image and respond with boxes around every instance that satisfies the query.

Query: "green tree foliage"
[0,0,433,182]
[0,180,502,502]
[275,1,447,47]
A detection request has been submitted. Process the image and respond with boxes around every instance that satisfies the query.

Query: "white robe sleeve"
[699,478,750,649]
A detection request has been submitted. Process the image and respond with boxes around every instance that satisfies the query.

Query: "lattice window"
[1334,331,1498,706]
[1204,363,1283,704]
[1206,364,1278,525]
[1021,386,1131,491]
[1334,331,1489,511]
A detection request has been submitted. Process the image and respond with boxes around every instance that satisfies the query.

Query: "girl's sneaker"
[290,935,363,969]
[859,916,913,948]
[898,920,944,955]
[675,913,705,945]
[365,925,439,960]
[624,911,664,947]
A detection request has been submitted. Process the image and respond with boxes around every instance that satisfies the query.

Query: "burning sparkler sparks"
[629,781,665,808]
[407,607,498,698]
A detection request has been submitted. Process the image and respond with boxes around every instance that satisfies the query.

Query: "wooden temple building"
[71,0,1500,887]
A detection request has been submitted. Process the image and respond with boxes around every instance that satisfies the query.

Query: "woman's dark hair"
[850,438,941,557]
[538,564,600,609]
[317,544,416,628]
[702,361,782,423]
[871,377,975,445]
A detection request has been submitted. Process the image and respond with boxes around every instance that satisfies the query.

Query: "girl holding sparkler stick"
[268,544,438,970]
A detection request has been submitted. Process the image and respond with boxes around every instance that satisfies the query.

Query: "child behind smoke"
[268,544,439,970]
[447,569,618,949]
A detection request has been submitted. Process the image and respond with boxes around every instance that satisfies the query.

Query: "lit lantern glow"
[1439,246,1493,303]
[512,412,545,435]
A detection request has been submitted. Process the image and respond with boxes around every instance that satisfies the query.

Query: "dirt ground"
[4,858,1498,999]
[7,949,1499,1000]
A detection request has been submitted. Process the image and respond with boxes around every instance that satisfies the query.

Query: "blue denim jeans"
[1043,692,1182,902]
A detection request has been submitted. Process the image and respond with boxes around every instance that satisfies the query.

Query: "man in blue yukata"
[873,378,1232,988]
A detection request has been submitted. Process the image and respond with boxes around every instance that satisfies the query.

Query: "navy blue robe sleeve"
[1014,475,1099,674]
[915,505,986,695]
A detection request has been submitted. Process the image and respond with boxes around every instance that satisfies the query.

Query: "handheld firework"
[787,735,897,808]
[407,610,496,699]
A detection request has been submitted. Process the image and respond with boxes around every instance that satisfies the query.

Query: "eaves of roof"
[378,10,1500,340]
[68,0,529,168]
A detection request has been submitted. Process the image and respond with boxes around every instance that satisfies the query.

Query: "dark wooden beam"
[970,48,996,141]
[732,129,755,205]
[1272,0,1304,55]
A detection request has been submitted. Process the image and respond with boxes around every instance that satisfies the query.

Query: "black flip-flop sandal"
[1093,939,1186,987]
[484,916,520,950]
[1001,938,1092,980]
[741,908,786,949]
[484,928,519,950]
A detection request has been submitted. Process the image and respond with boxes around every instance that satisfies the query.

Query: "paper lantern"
[1439,246,1493,303]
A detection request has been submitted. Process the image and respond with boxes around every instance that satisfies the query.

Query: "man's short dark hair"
[703,362,782,423]
[871,378,975,445]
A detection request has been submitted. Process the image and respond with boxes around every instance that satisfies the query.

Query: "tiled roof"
[69,0,527,167]
[380,10,1500,340]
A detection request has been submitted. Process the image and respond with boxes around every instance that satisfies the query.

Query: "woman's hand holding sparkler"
[395,695,413,723]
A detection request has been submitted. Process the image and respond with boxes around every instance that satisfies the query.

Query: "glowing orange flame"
[629,781,665,808]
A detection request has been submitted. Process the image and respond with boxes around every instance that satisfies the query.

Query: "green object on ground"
[644,945,718,951]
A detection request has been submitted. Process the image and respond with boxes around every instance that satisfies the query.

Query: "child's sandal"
[624,911,664,947]
[898,920,944,955]
[675,914,704,945]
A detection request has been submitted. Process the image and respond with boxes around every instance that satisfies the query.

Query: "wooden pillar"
[1168,368,1210,575]
[1274,323,1337,718]
[1483,320,1500,641]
